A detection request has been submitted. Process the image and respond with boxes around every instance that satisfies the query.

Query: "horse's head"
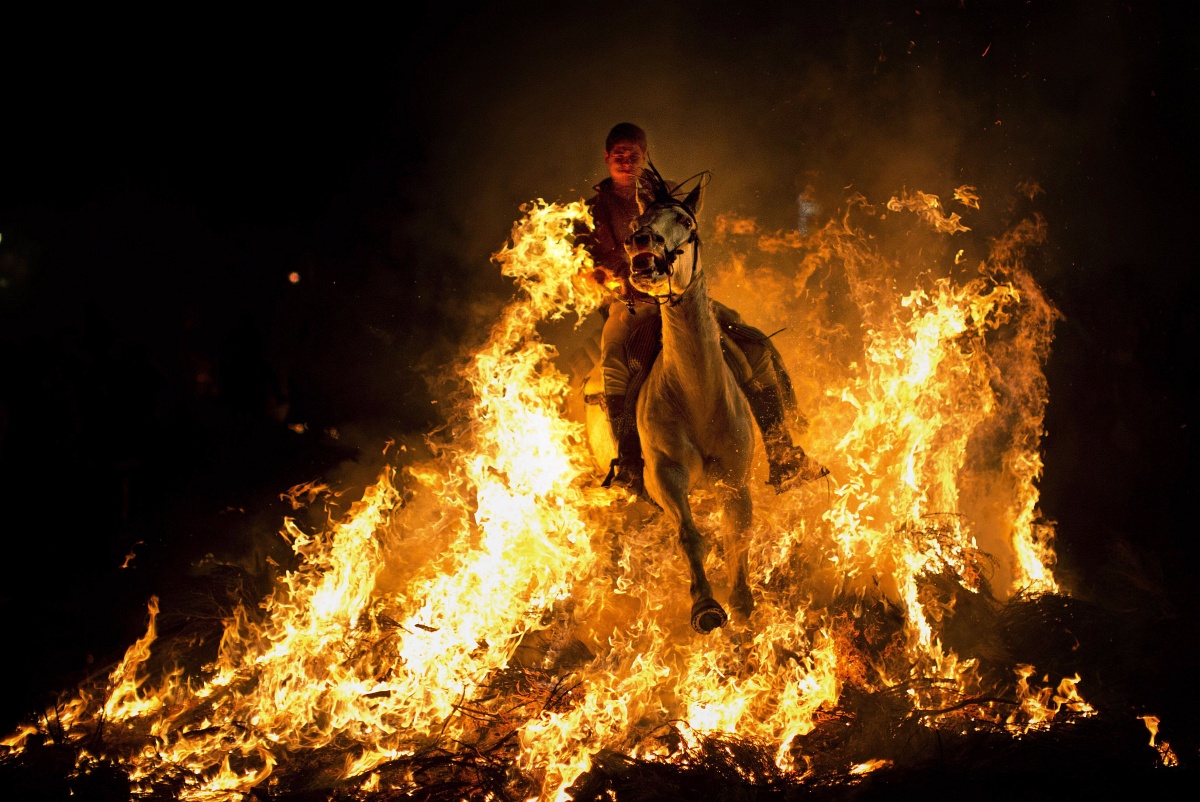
[625,170,704,300]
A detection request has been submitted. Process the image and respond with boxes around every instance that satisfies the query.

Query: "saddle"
[605,310,797,439]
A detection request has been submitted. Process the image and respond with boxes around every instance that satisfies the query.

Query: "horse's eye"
[682,217,693,228]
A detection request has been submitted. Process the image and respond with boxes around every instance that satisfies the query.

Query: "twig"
[912,696,1017,719]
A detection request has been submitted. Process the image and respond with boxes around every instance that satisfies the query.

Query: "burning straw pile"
[0,189,1183,800]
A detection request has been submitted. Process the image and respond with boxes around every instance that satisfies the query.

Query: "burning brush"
[0,188,1182,800]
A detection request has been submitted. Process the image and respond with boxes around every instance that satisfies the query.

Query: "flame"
[1141,714,1161,746]
[5,190,1084,798]
[1005,667,1095,732]
[953,185,981,210]
[1140,715,1180,768]
[103,596,164,721]
[850,758,893,775]
[120,541,143,569]
[886,189,970,234]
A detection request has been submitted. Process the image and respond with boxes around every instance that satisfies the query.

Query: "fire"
[849,758,892,775]
[1142,714,1162,745]
[1140,715,1180,767]
[4,189,1087,798]
[1004,666,1095,732]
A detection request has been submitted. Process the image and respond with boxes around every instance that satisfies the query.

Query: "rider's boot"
[601,395,646,495]
[744,384,828,492]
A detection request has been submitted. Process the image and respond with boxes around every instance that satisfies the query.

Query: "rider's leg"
[745,377,829,491]
[743,378,827,491]
[599,301,645,492]
[601,394,645,493]
[712,303,828,491]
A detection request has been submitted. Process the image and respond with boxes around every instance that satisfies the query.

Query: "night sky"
[2,0,1197,757]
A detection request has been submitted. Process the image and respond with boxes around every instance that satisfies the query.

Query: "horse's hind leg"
[650,460,727,634]
[719,483,754,621]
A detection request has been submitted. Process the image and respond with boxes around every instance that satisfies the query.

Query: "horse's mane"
[642,160,711,208]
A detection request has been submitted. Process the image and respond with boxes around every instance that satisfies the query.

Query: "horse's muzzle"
[629,251,662,276]
[629,230,660,250]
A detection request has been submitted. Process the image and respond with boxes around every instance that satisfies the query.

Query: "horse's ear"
[682,183,704,215]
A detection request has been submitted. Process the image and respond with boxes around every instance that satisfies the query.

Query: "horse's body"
[626,178,755,633]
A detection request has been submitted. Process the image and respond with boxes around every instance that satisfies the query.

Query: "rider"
[580,123,826,494]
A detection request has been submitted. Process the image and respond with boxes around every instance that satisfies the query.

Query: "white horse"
[624,177,755,633]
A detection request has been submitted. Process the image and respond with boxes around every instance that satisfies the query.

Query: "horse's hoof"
[691,598,728,633]
[730,585,754,620]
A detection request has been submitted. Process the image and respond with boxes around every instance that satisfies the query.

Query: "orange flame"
[1140,715,1180,768]
[4,190,1080,798]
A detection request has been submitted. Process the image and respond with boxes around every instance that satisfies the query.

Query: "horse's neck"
[660,266,728,412]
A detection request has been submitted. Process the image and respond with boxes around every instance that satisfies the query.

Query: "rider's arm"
[577,198,630,291]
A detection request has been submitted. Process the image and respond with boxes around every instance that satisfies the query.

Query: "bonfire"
[0,184,1178,800]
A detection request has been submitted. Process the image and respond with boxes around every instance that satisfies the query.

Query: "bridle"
[625,198,702,311]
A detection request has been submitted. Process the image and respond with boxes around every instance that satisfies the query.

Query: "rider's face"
[605,142,647,187]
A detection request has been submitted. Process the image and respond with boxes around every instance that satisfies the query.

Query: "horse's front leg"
[718,482,754,621]
[648,459,727,634]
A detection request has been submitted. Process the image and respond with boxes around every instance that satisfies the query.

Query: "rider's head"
[604,123,648,190]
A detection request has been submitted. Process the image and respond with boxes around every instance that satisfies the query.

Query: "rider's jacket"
[580,177,651,299]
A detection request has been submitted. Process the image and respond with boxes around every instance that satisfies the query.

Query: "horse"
[623,174,756,634]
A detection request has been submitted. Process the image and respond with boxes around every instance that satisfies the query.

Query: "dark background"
[1,0,1196,763]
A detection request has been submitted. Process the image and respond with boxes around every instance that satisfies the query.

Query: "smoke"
[374,2,1108,436]
[396,2,1135,242]
[380,0,1192,595]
